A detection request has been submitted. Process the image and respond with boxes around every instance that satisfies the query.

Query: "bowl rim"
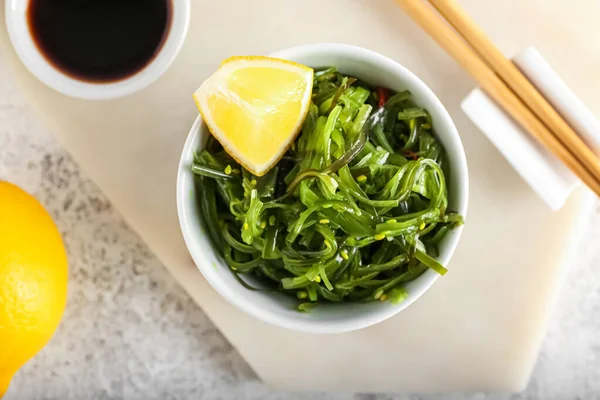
[177,42,469,333]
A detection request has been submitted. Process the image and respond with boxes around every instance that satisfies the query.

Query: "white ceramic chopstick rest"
[461,47,600,210]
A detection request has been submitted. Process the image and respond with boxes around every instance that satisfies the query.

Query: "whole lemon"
[0,181,68,397]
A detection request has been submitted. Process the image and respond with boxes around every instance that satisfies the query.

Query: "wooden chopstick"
[428,0,600,185]
[395,0,600,197]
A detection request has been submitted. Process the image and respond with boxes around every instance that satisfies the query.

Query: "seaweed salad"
[192,67,463,310]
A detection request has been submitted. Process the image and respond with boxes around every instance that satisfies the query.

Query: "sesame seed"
[319,219,330,224]
[374,233,385,240]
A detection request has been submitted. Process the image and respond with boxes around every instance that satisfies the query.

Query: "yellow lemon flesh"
[0,182,68,397]
[193,56,314,176]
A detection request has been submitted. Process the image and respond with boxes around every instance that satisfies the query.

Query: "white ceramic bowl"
[177,43,469,334]
[5,0,190,100]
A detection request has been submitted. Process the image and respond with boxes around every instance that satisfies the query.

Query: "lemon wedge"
[193,56,314,176]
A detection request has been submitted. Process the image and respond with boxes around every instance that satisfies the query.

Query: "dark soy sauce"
[27,0,172,83]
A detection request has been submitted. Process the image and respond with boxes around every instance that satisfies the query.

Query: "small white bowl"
[5,0,190,100]
[177,43,469,334]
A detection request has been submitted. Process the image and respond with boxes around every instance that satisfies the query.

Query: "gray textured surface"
[1,54,599,400]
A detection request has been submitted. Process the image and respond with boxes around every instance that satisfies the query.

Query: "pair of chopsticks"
[396,0,600,197]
